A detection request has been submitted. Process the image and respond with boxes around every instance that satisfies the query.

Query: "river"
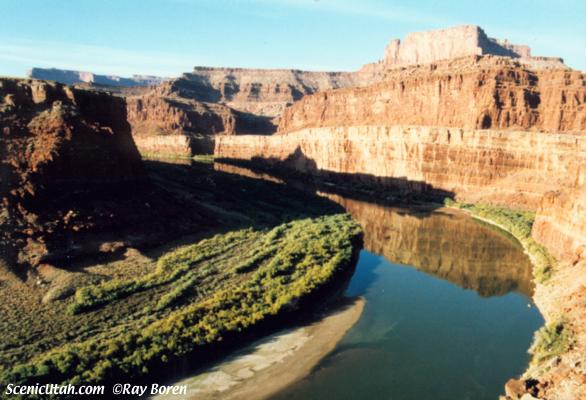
[157,163,543,400]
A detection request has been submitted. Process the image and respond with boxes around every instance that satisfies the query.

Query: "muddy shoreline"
[153,298,365,400]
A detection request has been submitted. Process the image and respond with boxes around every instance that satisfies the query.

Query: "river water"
[174,163,544,400]
[273,195,543,400]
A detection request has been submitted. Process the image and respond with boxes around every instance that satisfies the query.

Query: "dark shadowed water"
[272,197,544,400]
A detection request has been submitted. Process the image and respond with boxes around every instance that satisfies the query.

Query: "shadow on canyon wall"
[216,146,456,210]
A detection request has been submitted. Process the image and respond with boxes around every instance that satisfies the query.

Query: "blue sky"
[1,0,585,78]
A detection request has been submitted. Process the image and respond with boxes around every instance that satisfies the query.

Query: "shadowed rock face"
[0,78,158,267]
[0,78,145,204]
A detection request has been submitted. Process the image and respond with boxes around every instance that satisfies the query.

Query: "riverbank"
[444,201,585,400]
[154,298,364,400]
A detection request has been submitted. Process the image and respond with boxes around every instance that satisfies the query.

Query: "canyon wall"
[280,56,586,134]
[216,125,586,209]
[174,67,367,118]
[126,93,237,156]
[533,185,586,263]
[0,78,176,267]
[0,78,145,202]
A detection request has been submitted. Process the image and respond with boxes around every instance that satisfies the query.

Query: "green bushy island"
[0,214,361,393]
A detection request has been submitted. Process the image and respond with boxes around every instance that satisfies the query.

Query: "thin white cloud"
[0,38,205,77]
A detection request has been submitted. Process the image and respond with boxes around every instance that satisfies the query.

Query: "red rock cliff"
[216,125,586,210]
[0,78,148,266]
[126,91,237,156]
[279,56,586,133]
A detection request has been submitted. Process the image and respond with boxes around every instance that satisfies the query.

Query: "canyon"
[34,25,567,158]
[129,25,569,157]
[214,26,586,400]
[6,23,586,400]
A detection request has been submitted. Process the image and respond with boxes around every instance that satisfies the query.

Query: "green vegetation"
[140,152,193,161]
[444,199,555,282]
[529,320,572,365]
[1,214,361,389]
[69,229,251,314]
[192,154,215,164]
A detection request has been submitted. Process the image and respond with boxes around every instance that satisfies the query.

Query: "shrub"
[529,320,572,365]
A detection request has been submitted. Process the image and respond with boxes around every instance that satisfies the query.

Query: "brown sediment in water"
[152,298,364,400]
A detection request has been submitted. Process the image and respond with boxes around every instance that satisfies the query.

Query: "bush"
[529,320,572,365]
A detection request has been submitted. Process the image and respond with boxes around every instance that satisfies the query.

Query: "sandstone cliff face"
[216,125,586,210]
[171,67,365,118]
[279,56,586,134]
[0,78,153,267]
[533,185,586,264]
[125,67,375,156]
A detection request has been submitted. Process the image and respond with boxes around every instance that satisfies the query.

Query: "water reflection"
[323,194,534,298]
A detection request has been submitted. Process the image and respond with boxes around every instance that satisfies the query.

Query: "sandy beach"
[152,298,365,400]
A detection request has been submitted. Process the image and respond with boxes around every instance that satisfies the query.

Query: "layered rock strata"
[124,67,372,156]
[216,125,586,210]
[126,93,237,155]
[279,56,585,134]
[215,51,586,399]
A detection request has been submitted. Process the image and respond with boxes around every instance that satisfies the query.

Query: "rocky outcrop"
[28,68,167,87]
[279,56,585,134]
[0,78,188,267]
[0,78,145,201]
[376,25,561,68]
